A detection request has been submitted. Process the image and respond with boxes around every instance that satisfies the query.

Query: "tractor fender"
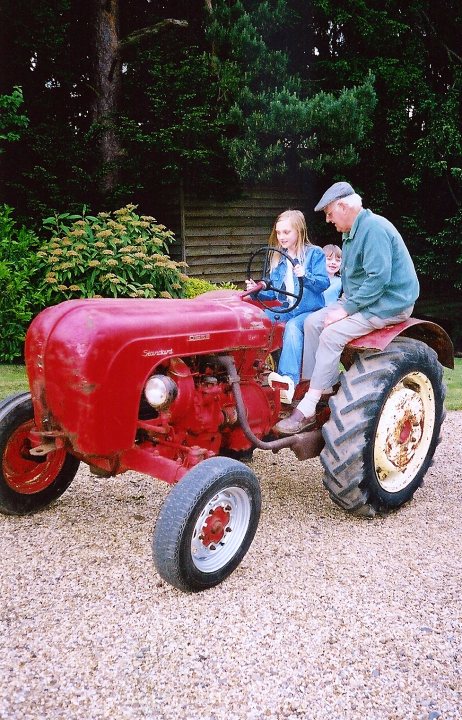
[344,318,454,369]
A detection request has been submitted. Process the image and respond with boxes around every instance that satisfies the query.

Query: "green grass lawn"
[0,365,30,399]
[1,359,461,409]
[442,358,462,410]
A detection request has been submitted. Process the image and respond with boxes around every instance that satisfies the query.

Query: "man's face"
[324,200,351,233]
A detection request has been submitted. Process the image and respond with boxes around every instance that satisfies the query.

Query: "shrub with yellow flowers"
[39,204,187,302]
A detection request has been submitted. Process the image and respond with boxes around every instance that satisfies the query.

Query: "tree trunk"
[93,0,122,198]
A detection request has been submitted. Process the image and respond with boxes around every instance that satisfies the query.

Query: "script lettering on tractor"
[142,348,173,357]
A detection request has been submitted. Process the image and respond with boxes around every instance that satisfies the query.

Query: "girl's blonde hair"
[268,209,310,270]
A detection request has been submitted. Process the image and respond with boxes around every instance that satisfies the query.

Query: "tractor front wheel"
[152,456,261,592]
[0,393,80,515]
[321,338,445,516]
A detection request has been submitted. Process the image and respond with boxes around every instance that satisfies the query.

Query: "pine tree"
[309,0,462,289]
[206,0,377,184]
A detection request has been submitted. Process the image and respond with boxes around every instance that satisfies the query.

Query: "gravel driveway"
[1,412,461,720]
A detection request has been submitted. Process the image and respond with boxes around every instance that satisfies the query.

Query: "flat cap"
[314,181,355,212]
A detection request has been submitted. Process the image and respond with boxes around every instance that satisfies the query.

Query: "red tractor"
[0,248,453,592]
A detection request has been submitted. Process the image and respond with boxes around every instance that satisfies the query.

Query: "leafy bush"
[183,276,239,298]
[0,201,238,362]
[0,86,28,152]
[38,204,187,302]
[0,205,44,362]
[183,277,220,298]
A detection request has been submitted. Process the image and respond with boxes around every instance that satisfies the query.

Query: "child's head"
[268,210,309,267]
[323,243,342,276]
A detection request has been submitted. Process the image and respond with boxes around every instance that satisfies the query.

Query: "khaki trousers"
[302,302,414,390]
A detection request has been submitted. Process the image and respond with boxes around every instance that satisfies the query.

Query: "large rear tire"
[320,338,446,516]
[152,456,261,592]
[0,393,80,515]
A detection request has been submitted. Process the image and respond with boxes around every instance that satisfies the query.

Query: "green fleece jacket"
[341,209,419,318]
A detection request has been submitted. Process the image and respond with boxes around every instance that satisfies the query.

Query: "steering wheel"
[245,246,304,314]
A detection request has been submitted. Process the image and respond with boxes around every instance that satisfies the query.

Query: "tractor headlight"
[144,375,178,409]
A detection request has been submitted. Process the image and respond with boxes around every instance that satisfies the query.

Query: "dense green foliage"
[38,205,186,302]
[1,1,378,213]
[119,33,230,200]
[0,206,45,362]
[0,204,190,362]
[309,0,462,286]
[182,277,237,297]
[0,87,28,151]
[1,0,462,294]
[206,1,376,182]
[0,203,233,362]
[182,276,225,297]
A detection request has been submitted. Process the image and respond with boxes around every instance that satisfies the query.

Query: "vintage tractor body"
[0,272,454,591]
[25,293,287,473]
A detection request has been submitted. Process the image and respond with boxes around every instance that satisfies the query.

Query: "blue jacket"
[255,245,329,320]
[323,275,342,306]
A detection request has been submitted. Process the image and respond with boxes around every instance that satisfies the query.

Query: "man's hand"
[324,306,348,327]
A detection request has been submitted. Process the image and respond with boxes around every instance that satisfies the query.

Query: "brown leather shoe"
[273,409,316,435]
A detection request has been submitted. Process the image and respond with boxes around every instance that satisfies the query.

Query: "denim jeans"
[269,312,308,385]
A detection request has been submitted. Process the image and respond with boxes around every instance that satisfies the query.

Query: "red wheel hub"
[200,506,230,546]
[398,419,412,444]
[3,420,67,494]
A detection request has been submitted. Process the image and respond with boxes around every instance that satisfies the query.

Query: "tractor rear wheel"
[320,338,445,516]
[152,456,261,592]
[0,392,80,515]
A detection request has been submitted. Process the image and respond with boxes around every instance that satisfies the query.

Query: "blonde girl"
[245,209,329,403]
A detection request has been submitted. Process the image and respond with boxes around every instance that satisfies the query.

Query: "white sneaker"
[268,372,295,404]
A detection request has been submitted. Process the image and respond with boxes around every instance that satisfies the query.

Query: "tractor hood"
[25,291,275,455]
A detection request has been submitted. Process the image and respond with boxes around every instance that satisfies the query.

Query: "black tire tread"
[153,456,261,592]
[321,338,446,515]
[0,393,80,515]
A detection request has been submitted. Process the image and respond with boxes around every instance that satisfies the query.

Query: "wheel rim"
[373,371,436,493]
[3,419,67,494]
[191,486,251,573]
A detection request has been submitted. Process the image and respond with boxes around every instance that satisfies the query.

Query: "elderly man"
[274,181,419,435]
